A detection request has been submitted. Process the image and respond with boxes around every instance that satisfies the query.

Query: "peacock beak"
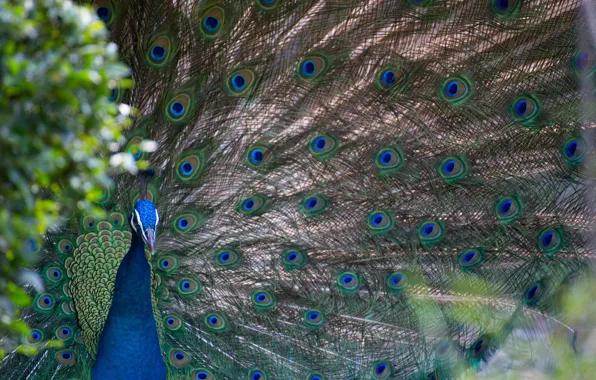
[145,228,156,254]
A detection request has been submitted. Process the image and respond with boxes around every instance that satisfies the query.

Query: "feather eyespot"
[307,373,326,380]
[562,137,585,164]
[372,360,393,379]
[126,135,147,161]
[237,194,270,216]
[45,266,63,283]
[248,368,268,380]
[164,315,183,331]
[93,0,114,25]
[418,220,444,244]
[308,134,338,159]
[246,145,274,170]
[387,272,408,293]
[109,212,124,227]
[56,350,76,366]
[538,228,563,256]
[441,76,472,104]
[204,312,229,332]
[27,329,43,344]
[169,349,191,368]
[298,55,327,80]
[434,341,457,361]
[82,215,97,231]
[173,213,201,234]
[492,0,521,17]
[524,282,544,305]
[409,0,433,7]
[458,249,484,270]
[337,272,361,293]
[251,290,276,311]
[56,326,73,341]
[367,210,394,234]
[282,249,307,270]
[572,50,596,76]
[200,6,225,37]
[495,196,522,222]
[303,309,326,329]
[191,369,215,380]
[438,156,467,181]
[375,147,404,172]
[469,334,492,360]
[157,255,178,274]
[177,278,201,296]
[226,69,256,96]
[301,195,328,216]
[26,237,40,254]
[147,35,174,67]
[257,0,282,10]
[175,149,207,182]
[377,67,405,90]
[511,95,541,126]
[215,249,241,268]
[36,294,54,312]
[166,93,192,122]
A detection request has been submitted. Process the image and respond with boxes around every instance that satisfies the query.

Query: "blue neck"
[91,233,166,380]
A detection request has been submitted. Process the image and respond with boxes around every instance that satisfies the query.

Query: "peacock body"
[2,0,596,378]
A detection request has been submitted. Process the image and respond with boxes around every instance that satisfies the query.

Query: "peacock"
[2,0,596,378]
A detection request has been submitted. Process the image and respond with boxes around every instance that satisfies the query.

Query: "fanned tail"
[3,0,596,379]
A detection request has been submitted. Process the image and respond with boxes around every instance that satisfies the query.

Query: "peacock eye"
[372,360,393,379]
[495,196,522,222]
[538,228,563,256]
[251,290,276,311]
[307,373,326,380]
[303,309,326,328]
[511,95,541,126]
[375,147,404,172]
[298,55,327,80]
[386,272,408,293]
[418,220,444,244]
[191,369,215,380]
[204,312,229,332]
[169,349,191,368]
[93,0,114,25]
[458,249,484,270]
[248,368,268,380]
[308,134,338,159]
[301,195,328,216]
[434,341,457,361]
[200,6,225,37]
[237,194,270,216]
[572,49,596,76]
[56,350,76,366]
[438,156,467,181]
[524,282,544,305]
[166,93,192,122]
[562,137,585,164]
[469,334,492,359]
[492,0,521,17]
[226,69,256,96]
[27,329,44,344]
[367,210,394,234]
[256,0,282,10]
[441,76,472,104]
[146,35,174,67]
[337,272,362,293]
[282,249,307,270]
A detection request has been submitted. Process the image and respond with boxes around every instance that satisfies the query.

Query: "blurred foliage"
[0,0,130,351]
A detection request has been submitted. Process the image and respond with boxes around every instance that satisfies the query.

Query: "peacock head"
[131,199,159,254]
